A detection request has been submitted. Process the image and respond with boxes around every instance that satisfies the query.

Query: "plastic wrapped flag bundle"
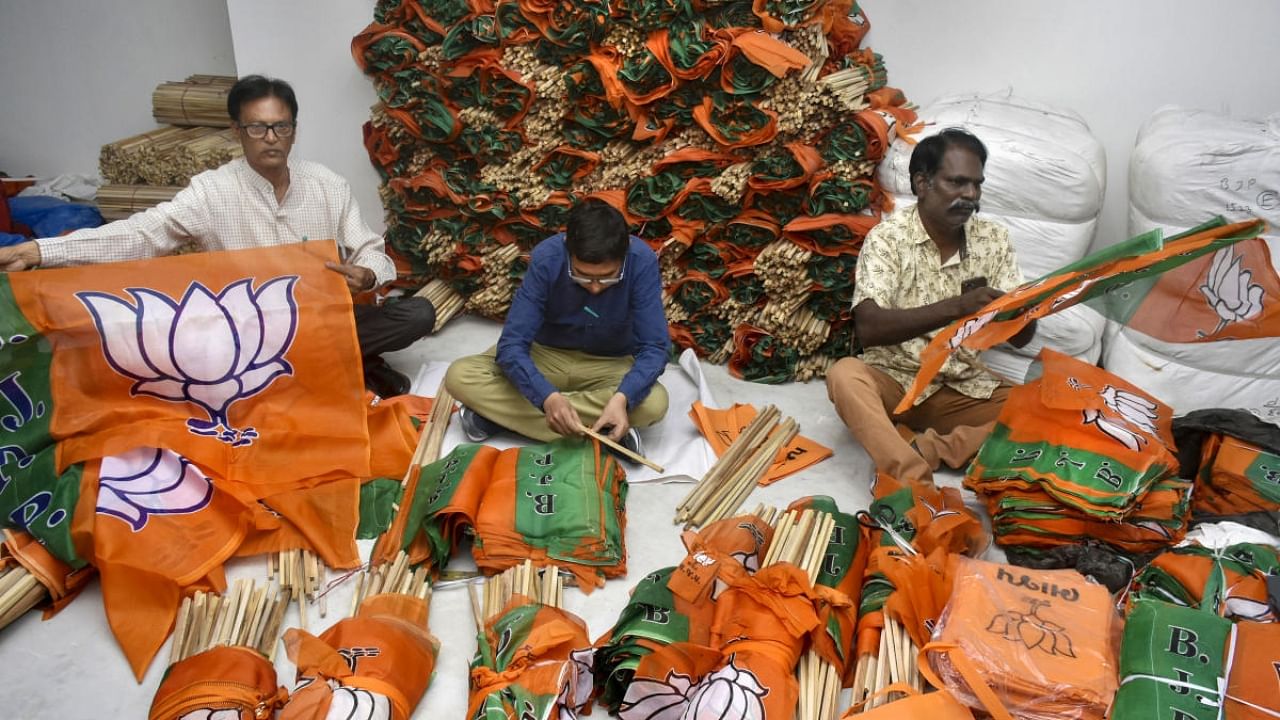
[1128,542,1280,622]
[1172,408,1280,531]
[966,349,1189,553]
[922,557,1120,720]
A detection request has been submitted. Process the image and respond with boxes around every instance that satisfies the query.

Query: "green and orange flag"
[0,241,380,679]
[895,217,1273,413]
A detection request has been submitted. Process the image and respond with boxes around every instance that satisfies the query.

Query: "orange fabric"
[8,241,370,482]
[1,529,95,617]
[783,213,878,257]
[688,400,832,485]
[841,684,976,720]
[1196,435,1280,516]
[1225,621,1280,719]
[745,142,825,193]
[233,478,360,569]
[149,645,285,720]
[1127,236,1280,343]
[467,601,592,719]
[692,96,779,149]
[928,556,1119,720]
[379,444,497,568]
[896,219,1267,413]
[282,593,438,720]
[71,452,251,680]
[728,30,813,77]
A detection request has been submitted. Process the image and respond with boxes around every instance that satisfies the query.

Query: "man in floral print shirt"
[826,128,1036,484]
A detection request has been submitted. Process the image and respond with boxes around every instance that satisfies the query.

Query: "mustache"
[950,199,980,214]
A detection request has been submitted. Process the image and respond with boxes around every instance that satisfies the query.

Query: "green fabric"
[358,33,423,73]
[626,171,689,221]
[805,177,872,215]
[597,567,687,711]
[441,15,499,60]
[723,51,778,96]
[1112,600,1230,720]
[0,448,85,569]
[357,478,403,539]
[971,423,1174,517]
[401,443,489,567]
[736,332,799,384]
[512,438,626,566]
[818,119,868,164]
[674,190,737,224]
[617,0,691,31]
[470,603,559,720]
[667,18,716,73]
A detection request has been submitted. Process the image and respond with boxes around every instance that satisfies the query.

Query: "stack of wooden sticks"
[169,579,290,664]
[349,550,433,615]
[674,405,799,527]
[471,559,566,625]
[0,565,47,632]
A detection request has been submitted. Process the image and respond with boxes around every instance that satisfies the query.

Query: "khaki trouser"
[444,343,669,442]
[825,356,1009,483]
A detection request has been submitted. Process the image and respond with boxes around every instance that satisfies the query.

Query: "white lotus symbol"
[1100,385,1159,436]
[77,277,299,447]
[948,310,996,350]
[97,447,214,531]
[1198,247,1265,337]
[683,659,768,720]
[1081,409,1146,452]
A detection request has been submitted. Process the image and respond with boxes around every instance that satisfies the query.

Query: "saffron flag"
[689,401,833,485]
[895,217,1268,413]
[6,240,370,481]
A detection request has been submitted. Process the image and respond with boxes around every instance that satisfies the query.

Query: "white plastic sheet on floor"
[878,91,1109,383]
[1103,106,1280,415]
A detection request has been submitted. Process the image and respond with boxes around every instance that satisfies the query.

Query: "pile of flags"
[966,349,1190,554]
[388,437,629,589]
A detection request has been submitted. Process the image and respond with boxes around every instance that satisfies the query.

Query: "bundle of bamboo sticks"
[414,279,466,331]
[754,240,814,297]
[96,184,183,221]
[471,559,565,625]
[269,548,324,630]
[152,75,237,127]
[464,243,524,319]
[663,293,691,324]
[168,579,290,665]
[757,295,830,355]
[99,126,240,186]
[0,565,47,632]
[674,405,799,527]
[350,550,433,615]
[850,613,921,709]
[793,353,836,382]
[759,508,841,720]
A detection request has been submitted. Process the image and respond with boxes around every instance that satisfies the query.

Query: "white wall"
[226,0,386,232]
[0,0,236,182]
[859,0,1280,248]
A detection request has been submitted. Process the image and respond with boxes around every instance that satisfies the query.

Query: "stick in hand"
[577,424,665,473]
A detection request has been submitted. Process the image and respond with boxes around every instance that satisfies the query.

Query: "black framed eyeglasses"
[567,258,625,287]
[239,121,296,139]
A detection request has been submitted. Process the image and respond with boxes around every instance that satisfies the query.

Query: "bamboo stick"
[579,424,663,472]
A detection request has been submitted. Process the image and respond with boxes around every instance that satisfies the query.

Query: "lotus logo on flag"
[97,447,214,532]
[1198,246,1265,337]
[77,277,300,447]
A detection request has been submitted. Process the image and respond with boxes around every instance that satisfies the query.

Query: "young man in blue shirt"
[444,198,669,455]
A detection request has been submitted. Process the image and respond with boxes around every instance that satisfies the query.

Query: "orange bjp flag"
[70,446,252,681]
[8,241,371,483]
[689,401,832,485]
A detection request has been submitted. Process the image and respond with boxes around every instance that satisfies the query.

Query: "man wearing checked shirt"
[0,75,434,399]
[445,198,670,459]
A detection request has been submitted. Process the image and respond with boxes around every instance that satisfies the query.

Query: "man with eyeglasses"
[445,198,669,458]
[825,128,1036,485]
[0,75,434,398]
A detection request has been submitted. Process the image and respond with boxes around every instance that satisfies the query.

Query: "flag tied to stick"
[895,217,1276,414]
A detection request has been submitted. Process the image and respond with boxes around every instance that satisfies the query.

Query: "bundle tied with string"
[151,75,237,127]
[353,0,916,381]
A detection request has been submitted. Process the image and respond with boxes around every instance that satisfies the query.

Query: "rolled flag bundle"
[923,556,1120,720]
[148,645,286,720]
[467,564,593,720]
[1128,542,1279,622]
[596,513,774,713]
[281,593,439,720]
[0,529,94,629]
[966,349,1190,554]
